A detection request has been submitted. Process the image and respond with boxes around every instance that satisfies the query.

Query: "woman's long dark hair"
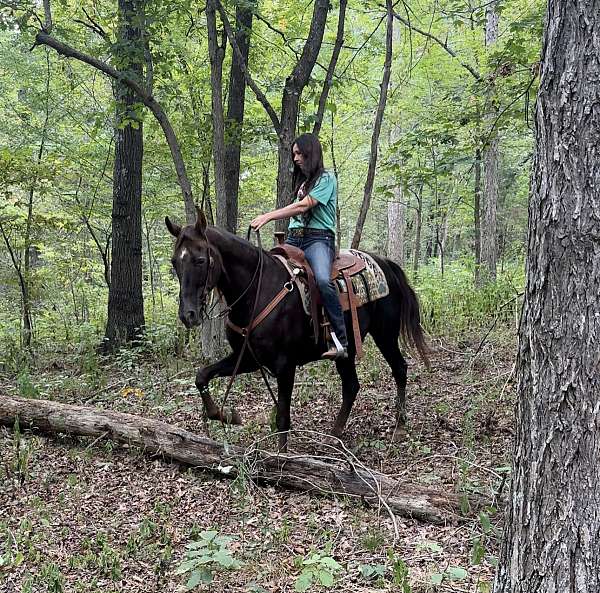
[291,133,325,197]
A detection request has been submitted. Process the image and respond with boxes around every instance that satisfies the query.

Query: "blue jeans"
[286,233,348,347]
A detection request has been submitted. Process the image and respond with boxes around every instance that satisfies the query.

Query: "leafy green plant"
[17,366,39,399]
[294,551,343,592]
[359,562,386,582]
[360,527,386,552]
[388,550,411,592]
[8,417,36,485]
[40,561,65,593]
[430,565,468,585]
[175,530,242,590]
[414,259,523,336]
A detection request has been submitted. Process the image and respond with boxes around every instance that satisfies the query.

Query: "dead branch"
[0,395,485,524]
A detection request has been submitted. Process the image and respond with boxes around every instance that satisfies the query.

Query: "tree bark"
[34,33,196,224]
[481,3,499,281]
[413,201,422,275]
[215,0,329,231]
[312,0,347,137]
[474,147,482,286]
[0,394,483,524]
[494,1,600,591]
[387,198,405,266]
[274,0,330,231]
[223,0,254,235]
[351,0,393,249]
[207,0,228,231]
[103,0,145,350]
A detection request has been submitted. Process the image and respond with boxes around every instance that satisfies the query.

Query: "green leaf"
[294,571,313,592]
[320,557,341,571]
[479,512,492,534]
[447,566,468,580]
[418,540,443,554]
[471,537,485,565]
[359,564,385,579]
[318,569,334,586]
[174,559,198,575]
[186,568,211,589]
[431,573,444,585]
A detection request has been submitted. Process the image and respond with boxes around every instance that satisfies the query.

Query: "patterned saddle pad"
[281,250,390,316]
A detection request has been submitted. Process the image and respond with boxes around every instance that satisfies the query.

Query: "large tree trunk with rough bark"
[103,0,145,350]
[0,394,483,524]
[223,0,254,235]
[481,3,499,282]
[494,2,600,591]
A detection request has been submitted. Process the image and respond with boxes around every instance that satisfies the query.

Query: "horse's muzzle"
[181,308,201,328]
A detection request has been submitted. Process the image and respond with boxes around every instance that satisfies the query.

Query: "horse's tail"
[385,258,430,367]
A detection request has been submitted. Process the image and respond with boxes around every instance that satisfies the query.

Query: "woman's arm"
[250,195,317,230]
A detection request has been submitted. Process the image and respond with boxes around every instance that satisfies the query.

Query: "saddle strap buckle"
[284,281,294,292]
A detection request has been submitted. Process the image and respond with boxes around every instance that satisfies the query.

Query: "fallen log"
[0,395,483,524]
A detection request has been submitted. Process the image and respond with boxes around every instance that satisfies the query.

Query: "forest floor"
[0,326,516,593]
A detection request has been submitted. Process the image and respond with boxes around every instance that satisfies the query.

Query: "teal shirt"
[288,171,337,234]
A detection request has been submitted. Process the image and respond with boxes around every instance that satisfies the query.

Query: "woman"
[250,133,348,360]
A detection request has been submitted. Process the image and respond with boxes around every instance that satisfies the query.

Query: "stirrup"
[321,332,348,361]
[321,345,348,361]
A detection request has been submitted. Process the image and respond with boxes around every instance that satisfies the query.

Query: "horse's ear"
[195,208,208,235]
[165,216,181,238]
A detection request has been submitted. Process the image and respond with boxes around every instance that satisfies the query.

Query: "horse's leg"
[331,356,360,438]
[195,352,259,424]
[371,332,409,437]
[275,365,296,452]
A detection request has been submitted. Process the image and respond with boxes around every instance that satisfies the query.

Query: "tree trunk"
[474,147,482,285]
[34,33,196,224]
[273,0,330,231]
[274,116,297,233]
[0,394,483,524]
[413,202,422,274]
[387,198,405,266]
[312,0,347,137]
[494,2,600,591]
[103,0,145,350]
[351,0,393,249]
[215,0,329,232]
[223,0,254,235]
[481,3,499,282]
[207,0,228,231]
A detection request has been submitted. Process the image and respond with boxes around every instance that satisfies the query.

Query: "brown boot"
[321,345,348,361]
[321,332,348,360]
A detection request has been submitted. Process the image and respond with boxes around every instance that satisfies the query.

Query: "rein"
[219,228,279,413]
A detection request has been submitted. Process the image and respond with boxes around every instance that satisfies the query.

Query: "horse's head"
[165,210,221,328]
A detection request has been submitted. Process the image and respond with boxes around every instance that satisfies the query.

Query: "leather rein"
[216,227,296,411]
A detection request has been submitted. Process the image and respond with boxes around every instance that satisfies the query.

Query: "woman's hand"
[250,213,272,230]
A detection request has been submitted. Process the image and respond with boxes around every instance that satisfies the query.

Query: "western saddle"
[270,232,366,359]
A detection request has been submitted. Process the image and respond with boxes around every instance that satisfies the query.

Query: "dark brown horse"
[166,211,428,450]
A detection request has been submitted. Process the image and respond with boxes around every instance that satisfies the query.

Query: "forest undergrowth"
[0,300,518,593]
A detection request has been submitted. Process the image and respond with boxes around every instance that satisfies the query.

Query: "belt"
[288,228,334,238]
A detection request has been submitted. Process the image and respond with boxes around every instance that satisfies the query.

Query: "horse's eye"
[193,257,206,265]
